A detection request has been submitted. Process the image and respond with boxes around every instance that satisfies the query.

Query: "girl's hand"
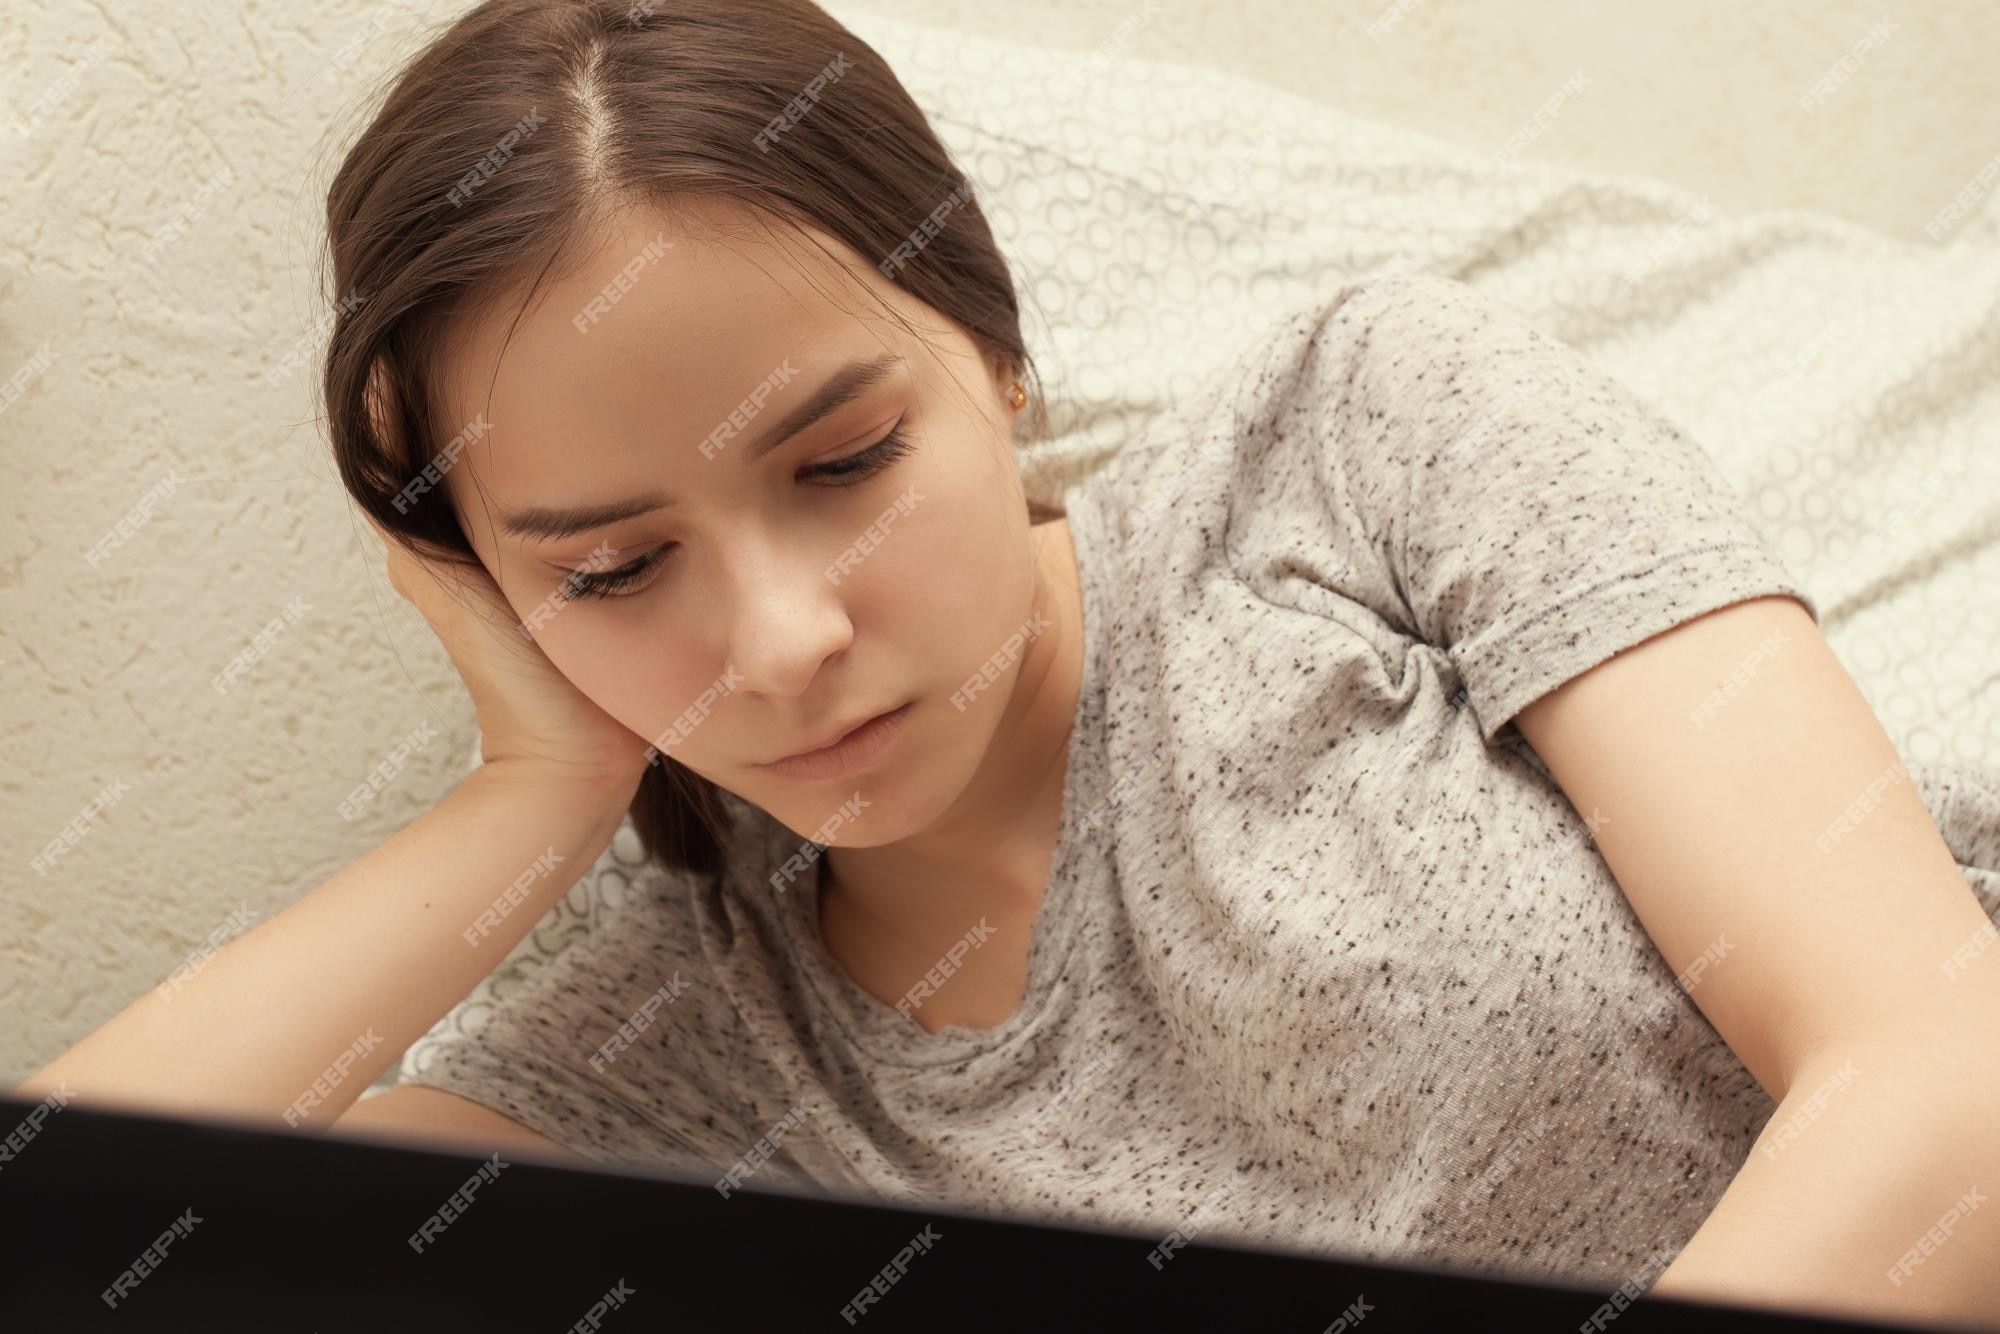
[363,513,653,792]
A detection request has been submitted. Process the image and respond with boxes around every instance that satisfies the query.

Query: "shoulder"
[1285,271,1539,378]
[1064,273,1516,549]
[1179,271,1517,445]
[1210,271,1519,460]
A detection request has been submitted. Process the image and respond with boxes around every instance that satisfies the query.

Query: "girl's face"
[434,197,1041,845]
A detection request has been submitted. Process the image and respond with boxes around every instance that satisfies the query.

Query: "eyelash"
[559,419,919,601]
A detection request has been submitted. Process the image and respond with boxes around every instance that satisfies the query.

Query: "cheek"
[880,493,1035,661]
[533,616,682,730]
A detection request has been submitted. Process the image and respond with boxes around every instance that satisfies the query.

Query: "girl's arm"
[10,760,637,1135]
[1511,593,2000,1327]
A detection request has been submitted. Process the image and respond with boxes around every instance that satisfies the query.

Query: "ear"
[987,350,1016,399]
[364,359,405,456]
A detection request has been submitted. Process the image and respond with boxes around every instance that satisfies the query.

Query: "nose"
[718,527,855,699]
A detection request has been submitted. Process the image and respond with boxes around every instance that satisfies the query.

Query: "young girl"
[25,0,2000,1322]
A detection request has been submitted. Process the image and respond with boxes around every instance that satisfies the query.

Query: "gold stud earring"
[1007,380,1027,410]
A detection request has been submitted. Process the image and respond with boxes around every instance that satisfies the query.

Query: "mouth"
[757,700,914,781]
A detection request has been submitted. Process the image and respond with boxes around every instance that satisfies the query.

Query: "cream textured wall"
[3,0,1994,1086]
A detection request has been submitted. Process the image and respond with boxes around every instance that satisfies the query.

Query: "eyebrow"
[495,352,905,544]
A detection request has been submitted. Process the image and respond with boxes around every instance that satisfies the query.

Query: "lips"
[767,704,902,765]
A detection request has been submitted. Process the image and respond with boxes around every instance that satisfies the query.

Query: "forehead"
[430,198,940,514]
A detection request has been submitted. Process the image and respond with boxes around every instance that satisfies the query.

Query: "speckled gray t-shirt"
[394,272,2000,1288]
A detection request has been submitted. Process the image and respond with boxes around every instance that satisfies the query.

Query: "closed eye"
[559,547,663,601]
[558,413,918,601]
[804,413,916,486]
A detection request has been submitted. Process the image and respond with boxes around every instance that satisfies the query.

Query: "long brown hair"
[319,0,1062,879]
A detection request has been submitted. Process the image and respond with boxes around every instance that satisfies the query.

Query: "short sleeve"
[390,824,767,1180]
[1295,272,1820,746]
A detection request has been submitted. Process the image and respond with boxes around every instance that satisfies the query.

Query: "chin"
[765,766,940,852]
